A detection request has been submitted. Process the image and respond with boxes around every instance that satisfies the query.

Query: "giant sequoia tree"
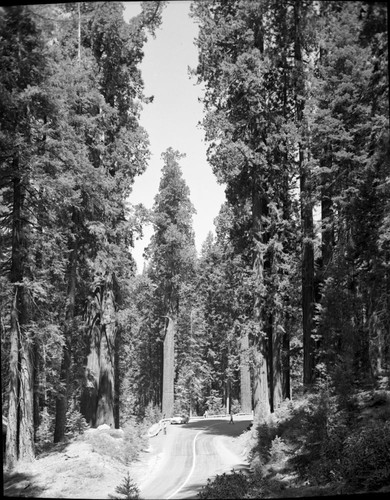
[146,148,196,417]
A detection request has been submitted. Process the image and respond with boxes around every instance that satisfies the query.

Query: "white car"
[170,415,189,424]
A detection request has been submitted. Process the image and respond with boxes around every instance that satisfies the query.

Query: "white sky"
[123,1,226,273]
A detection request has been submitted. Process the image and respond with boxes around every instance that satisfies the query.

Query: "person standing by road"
[229,412,234,424]
[163,420,167,435]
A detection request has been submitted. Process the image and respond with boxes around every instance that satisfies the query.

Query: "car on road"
[170,415,189,424]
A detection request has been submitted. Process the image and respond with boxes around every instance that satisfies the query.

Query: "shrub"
[86,431,125,462]
[341,420,390,492]
[36,407,54,453]
[112,472,140,499]
[65,408,89,437]
[197,470,249,499]
[85,418,147,465]
[143,402,162,426]
[122,418,148,464]
[251,416,279,465]
[269,435,288,463]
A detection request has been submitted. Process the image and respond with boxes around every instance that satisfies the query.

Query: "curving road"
[136,415,251,499]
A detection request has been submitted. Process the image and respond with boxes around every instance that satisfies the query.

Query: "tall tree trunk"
[54,233,77,442]
[7,292,21,469]
[114,326,121,429]
[252,187,270,418]
[96,276,116,427]
[6,172,34,468]
[294,0,315,386]
[81,273,117,427]
[81,288,101,427]
[162,315,175,417]
[225,379,230,414]
[240,331,252,413]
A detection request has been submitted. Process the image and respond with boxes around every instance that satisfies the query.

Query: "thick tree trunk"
[7,293,21,469]
[81,273,117,428]
[114,326,121,429]
[252,187,270,419]
[18,336,34,461]
[81,322,100,427]
[81,286,102,427]
[162,316,175,417]
[6,173,34,468]
[240,331,252,413]
[96,279,116,427]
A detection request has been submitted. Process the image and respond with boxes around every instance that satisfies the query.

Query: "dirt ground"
[3,423,250,499]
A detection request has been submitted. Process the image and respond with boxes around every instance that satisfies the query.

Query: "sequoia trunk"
[162,316,175,417]
[240,331,252,414]
[252,186,270,418]
[6,172,34,468]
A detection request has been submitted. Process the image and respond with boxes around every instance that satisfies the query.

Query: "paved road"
[137,415,251,499]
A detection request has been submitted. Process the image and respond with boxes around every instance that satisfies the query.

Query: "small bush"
[86,431,125,462]
[36,407,54,453]
[269,435,288,463]
[122,418,148,464]
[197,470,249,499]
[143,402,162,426]
[112,472,140,499]
[65,408,89,437]
[85,418,147,465]
[251,417,279,464]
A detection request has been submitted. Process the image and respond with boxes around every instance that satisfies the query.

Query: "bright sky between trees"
[123,1,226,272]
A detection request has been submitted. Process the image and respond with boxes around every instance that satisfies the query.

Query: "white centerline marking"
[166,422,221,499]
[166,430,202,499]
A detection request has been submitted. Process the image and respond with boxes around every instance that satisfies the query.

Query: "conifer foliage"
[191,0,389,414]
[0,1,165,467]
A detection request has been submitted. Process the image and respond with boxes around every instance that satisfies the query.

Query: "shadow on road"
[183,417,252,438]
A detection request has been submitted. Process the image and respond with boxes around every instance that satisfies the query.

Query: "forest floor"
[3,435,130,499]
[3,420,250,499]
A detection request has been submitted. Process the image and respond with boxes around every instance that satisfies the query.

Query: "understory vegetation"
[198,381,390,498]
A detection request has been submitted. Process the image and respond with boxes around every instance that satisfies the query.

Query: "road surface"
[134,415,251,499]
